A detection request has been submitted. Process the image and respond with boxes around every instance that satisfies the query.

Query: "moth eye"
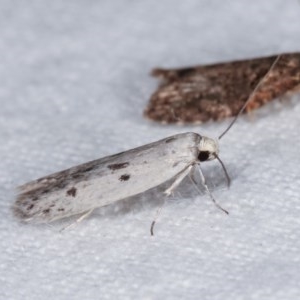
[198,151,209,162]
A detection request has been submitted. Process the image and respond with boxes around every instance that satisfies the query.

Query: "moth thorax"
[198,136,219,162]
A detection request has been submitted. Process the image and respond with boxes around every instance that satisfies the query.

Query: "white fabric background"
[1,1,300,299]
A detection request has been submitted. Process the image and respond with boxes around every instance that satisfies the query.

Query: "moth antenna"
[192,165,229,215]
[218,55,281,140]
[214,154,231,187]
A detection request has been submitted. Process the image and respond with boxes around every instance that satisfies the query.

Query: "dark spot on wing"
[165,137,176,143]
[32,197,39,201]
[57,208,65,212]
[80,164,97,173]
[43,209,50,214]
[66,187,77,197]
[72,173,85,180]
[119,174,130,181]
[70,163,98,180]
[56,181,68,189]
[107,162,129,170]
[27,204,34,210]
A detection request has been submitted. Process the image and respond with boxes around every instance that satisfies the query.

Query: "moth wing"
[14,132,201,223]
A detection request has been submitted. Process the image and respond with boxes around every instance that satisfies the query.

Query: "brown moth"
[144,53,300,124]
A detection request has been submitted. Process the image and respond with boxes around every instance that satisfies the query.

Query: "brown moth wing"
[144,53,300,124]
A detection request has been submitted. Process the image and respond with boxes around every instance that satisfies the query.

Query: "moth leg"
[150,200,165,236]
[189,165,198,185]
[60,209,94,232]
[194,165,229,215]
[151,165,193,236]
[164,165,194,196]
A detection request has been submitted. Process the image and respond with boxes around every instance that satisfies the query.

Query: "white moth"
[14,133,223,224]
[13,56,280,232]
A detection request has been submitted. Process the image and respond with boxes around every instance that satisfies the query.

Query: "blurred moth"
[145,53,300,124]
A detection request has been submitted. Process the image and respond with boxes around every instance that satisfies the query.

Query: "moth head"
[198,136,219,162]
[198,136,231,187]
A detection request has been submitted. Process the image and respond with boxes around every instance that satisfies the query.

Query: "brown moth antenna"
[218,55,281,140]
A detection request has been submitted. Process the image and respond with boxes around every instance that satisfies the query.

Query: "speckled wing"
[14,132,201,223]
[144,53,300,124]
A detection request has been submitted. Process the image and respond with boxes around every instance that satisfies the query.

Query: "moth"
[13,55,281,234]
[144,53,300,124]
[14,134,227,226]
